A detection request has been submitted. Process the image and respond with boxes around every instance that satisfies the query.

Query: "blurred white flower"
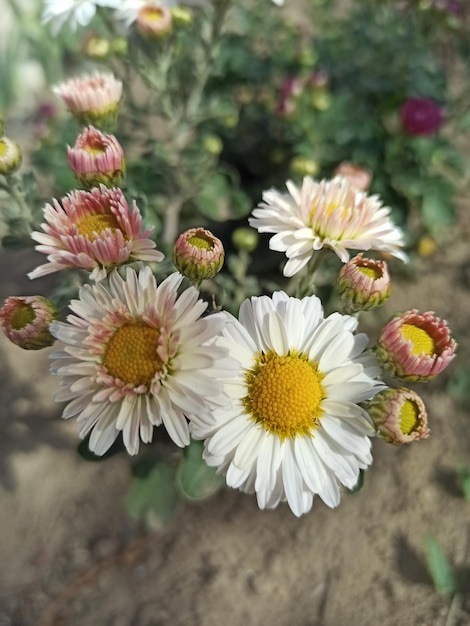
[42,0,122,34]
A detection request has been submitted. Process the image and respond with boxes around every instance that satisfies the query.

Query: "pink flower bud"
[333,162,372,191]
[0,296,58,350]
[376,310,456,382]
[368,387,430,445]
[173,228,224,284]
[67,126,125,189]
[136,5,173,38]
[400,97,445,136]
[337,254,390,313]
[54,72,123,130]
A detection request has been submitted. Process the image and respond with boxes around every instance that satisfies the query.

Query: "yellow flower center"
[142,6,166,22]
[188,232,214,251]
[10,303,35,330]
[399,398,420,435]
[400,324,435,357]
[76,213,121,242]
[0,140,9,158]
[243,350,325,440]
[103,322,163,387]
[358,265,382,280]
[84,137,107,156]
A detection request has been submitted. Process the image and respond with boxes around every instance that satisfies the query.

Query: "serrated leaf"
[421,184,455,233]
[125,460,181,527]
[176,439,225,502]
[194,173,251,221]
[424,536,457,596]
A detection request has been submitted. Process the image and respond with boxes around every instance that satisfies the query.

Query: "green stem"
[294,249,327,299]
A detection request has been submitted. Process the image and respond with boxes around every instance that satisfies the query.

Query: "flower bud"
[136,5,172,39]
[0,137,22,175]
[337,254,390,313]
[367,387,430,445]
[203,134,223,156]
[333,162,372,191]
[232,227,258,253]
[67,126,125,189]
[171,6,193,26]
[376,310,456,382]
[82,34,112,60]
[0,296,58,350]
[400,97,444,136]
[54,73,123,131]
[290,156,320,177]
[173,228,224,284]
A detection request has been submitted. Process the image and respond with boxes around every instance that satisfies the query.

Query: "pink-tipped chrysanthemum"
[0,296,58,350]
[249,176,407,277]
[67,126,125,189]
[376,310,457,382]
[49,266,235,456]
[53,72,122,127]
[28,185,164,282]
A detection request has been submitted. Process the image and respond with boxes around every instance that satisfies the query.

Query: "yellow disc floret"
[103,322,163,387]
[10,303,35,330]
[76,213,121,241]
[243,350,325,440]
[399,398,419,435]
[400,324,436,357]
[358,265,382,280]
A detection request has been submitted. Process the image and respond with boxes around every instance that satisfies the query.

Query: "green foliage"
[424,535,458,596]
[456,464,470,502]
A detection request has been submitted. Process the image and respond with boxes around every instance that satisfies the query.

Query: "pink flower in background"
[67,126,125,188]
[333,162,372,191]
[28,185,164,281]
[400,97,445,136]
[276,76,303,117]
[53,73,123,127]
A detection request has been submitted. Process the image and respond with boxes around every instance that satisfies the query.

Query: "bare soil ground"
[0,206,469,626]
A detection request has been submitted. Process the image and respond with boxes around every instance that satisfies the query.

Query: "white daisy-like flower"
[50,266,235,456]
[42,0,122,34]
[249,175,407,277]
[191,291,384,517]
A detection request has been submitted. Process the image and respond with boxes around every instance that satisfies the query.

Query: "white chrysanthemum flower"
[42,0,122,34]
[191,292,384,517]
[50,266,235,456]
[249,175,407,277]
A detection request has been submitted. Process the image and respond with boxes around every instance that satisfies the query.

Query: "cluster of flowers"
[0,7,457,516]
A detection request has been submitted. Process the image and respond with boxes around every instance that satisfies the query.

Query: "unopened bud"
[137,5,172,39]
[173,228,224,284]
[171,6,193,26]
[337,254,390,313]
[368,387,430,445]
[232,228,258,253]
[0,296,58,350]
[0,137,22,175]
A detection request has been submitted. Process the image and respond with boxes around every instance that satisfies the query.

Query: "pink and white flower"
[28,185,164,282]
[50,266,235,455]
[249,176,407,277]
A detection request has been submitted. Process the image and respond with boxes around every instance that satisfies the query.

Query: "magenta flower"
[376,310,456,382]
[0,296,58,350]
[28,185,164,282]
[400,97,445,136]
[67,126,125,189]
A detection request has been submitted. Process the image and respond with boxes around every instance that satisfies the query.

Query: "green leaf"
[194,173,251,221]
[125,459,181,527]
[346,469,365,494]
[421,181,455,233]
[456,464,470,502]
[176,439,225,502]
[424,536,457,596]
